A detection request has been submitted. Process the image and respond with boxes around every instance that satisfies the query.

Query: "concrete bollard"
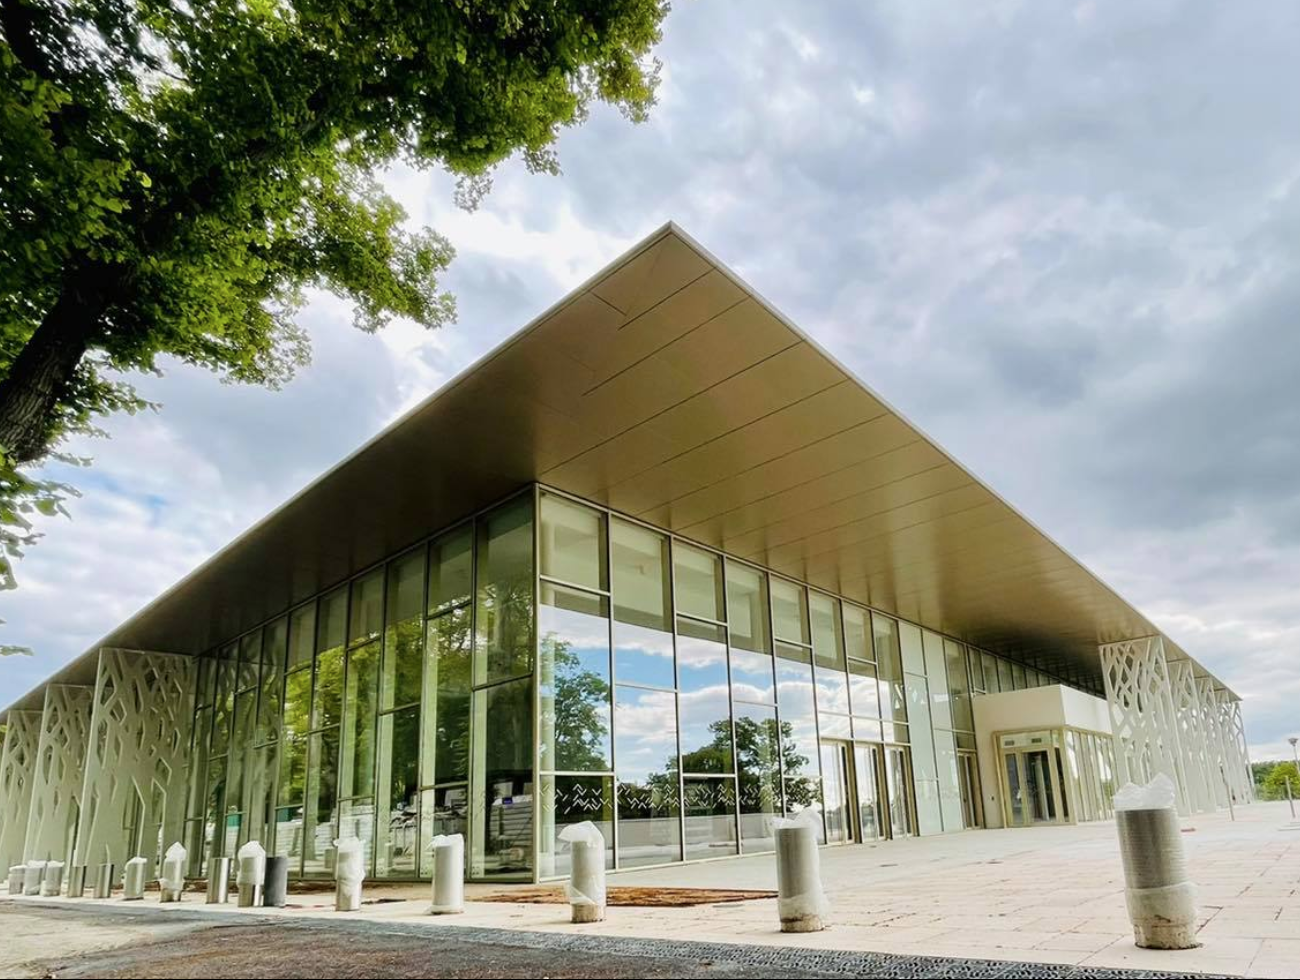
[67,865,88,898]
[7,865,25,895]
[429,834,465,915]
[93,862,115,899]
[159,842,186,902]
[123,856,148,900]
[22,860,47,896]
[333,837,364,912]
[262,855,289,908]
[206,857,231,904]
[559,822,607,924]
[236,841,266,908]
[774,810,828,933]
[1114,775,1198,950]
[40,861,64,897]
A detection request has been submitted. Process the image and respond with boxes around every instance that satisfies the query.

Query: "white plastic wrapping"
[333,837,365,911]
[1113,772,1178,811]
[235,840,266,885]
[772,805,829,933]
[1114,775,1198,950]
[8,865,26,894]
[428,833,465,915]
[558,822,607,923]
[40,861,64,897]
[22,860,47,896]
[160,842,186,901]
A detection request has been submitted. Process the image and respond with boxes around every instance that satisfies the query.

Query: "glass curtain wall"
[183,482,1091,881]
[184,490,534,882]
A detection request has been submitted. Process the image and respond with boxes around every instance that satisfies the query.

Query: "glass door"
[821,742,853,844]
[852,743,885,841]
[999,731,1067,828]
[957,750,981,829]
[883,745,914,839]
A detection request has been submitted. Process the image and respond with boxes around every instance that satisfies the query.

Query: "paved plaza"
[3,801,1297,978]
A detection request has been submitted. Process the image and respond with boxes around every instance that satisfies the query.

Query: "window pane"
[539,586,612,773]
[726,563,769,654]
[227,690,255,811]
[998,657,1014,693]
[922,630,954,730]
[945,639,974,732]
[683,778,737,861]
[540,494,606,591]
[424,608,471,787]
[770,579,809,645]
[843,604,872,663]
[375,706,420,877]
[730,648,775,705]
[982,652,1001,694]
[474,496,535,686]
[273,806,302,872]
[611,520,671,631]
[848,659,881,719]
[775,657,820,784]
[383,550,426,711]
[540,774,614,877]
[429,525,473,614]
[238,631,261,692]
[288,604,315,670]
[350,571,384,646]
[734,703,780,854]
[613,621,675,691]
[673,543,724,622]
[677,633,732,774]
[317,587,348,655]
[1012,662,1028,690]
[279,673,310,805]
[312,645,344,730]
[814,663,851,714]
[341,640,380,799]
[810,594,844,669]
[614,685,682,868]
[676,616,726,644]
[872,614,908,725]
[303,727,339,874]
[470,677,533,878]
[258,618,286,745]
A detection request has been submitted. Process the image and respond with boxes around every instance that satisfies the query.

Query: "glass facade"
[184,484,1088,881]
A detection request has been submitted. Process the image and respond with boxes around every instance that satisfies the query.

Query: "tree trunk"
[0,267,111,465]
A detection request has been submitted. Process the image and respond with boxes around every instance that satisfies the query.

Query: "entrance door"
[957,751,981,829]
[883,745,914,839]
[820,742,853,844]
[1002,746,1065,827]
[853,743,885,841]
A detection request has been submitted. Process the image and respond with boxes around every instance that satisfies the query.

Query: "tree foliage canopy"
[0,0,668,587]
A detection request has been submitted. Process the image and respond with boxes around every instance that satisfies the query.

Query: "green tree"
[0,0,669,586]
[1261,761,1300,802]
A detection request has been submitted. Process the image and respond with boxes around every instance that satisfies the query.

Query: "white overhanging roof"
[3,223,1235,715]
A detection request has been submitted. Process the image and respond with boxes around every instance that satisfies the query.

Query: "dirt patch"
[477,886,776,908]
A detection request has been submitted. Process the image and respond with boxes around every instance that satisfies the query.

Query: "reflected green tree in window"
[540,634,611,773]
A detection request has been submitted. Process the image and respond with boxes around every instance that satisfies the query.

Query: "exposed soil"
[476,885,777,907]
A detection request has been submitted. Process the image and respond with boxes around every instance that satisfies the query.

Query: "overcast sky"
[3,1,1298,760]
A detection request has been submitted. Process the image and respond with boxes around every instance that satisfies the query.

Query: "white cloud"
[4,0,1299,765]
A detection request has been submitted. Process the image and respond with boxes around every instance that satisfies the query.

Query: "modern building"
[0,224,1253,886]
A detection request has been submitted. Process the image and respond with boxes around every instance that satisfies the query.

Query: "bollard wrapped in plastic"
[22,860,47,896]
[236,840,266,907]
[772,804,830,933]
[558,822,607,923]
[160,842,186,902]
[123,856,148,900]
[1113,774,1198,950]
[40,861,64,897]
[428,834,465,915]
[8,865,25,895]
[333,837,365,912]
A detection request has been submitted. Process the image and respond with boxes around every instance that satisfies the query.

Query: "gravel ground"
[0,902,1236,980]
